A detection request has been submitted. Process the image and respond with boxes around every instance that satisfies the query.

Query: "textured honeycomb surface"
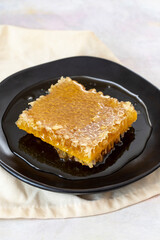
[16,77,137,167]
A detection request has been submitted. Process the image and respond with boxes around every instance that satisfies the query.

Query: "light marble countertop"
[0,0,160,88]
[0,196,160,240]
[0,0,160,239]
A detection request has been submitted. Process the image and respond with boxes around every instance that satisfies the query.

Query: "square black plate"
[0,56,160,194]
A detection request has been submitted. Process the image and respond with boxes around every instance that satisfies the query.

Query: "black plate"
[0,56,160,194]
[2,76,152,180]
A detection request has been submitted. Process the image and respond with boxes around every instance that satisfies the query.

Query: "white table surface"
[0,0,160,239]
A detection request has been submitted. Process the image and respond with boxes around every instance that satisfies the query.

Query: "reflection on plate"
[19,128,135,179]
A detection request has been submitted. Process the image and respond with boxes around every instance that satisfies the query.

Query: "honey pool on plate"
[2,76,152,180]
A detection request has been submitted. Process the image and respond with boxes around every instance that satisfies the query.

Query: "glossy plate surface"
[0,57,160,194]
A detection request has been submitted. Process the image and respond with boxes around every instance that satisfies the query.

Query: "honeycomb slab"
[16,77,137,167]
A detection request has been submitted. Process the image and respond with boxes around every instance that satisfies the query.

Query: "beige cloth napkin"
[0,25,159,219]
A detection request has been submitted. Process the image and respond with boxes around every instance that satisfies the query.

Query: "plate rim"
[0,160,159,194]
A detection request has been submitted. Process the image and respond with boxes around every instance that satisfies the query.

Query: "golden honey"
[16,77,137,167]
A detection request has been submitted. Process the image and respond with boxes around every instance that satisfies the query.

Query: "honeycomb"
[16,77,137,167]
